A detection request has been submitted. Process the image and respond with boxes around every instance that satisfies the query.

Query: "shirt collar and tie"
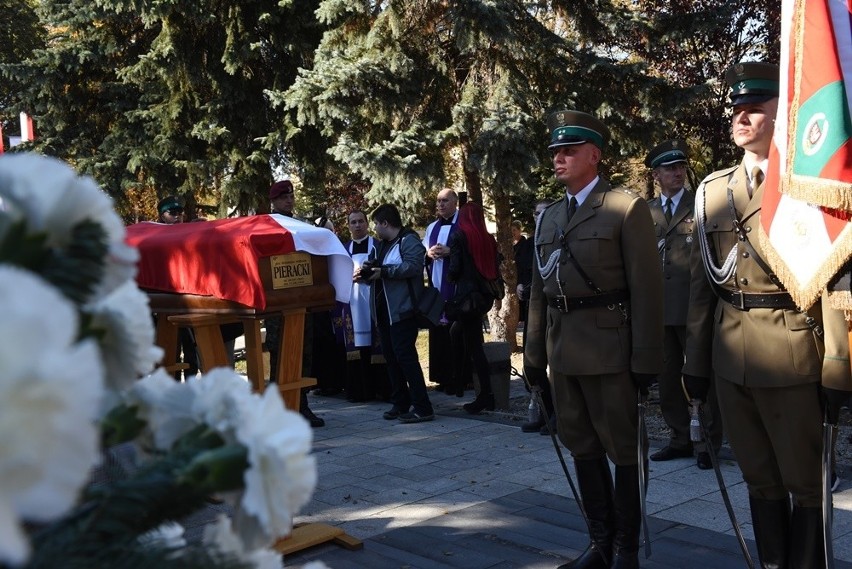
[566,196,578,223]
[750,166,765,197]
[564,176,599,224]
[660,187,684,223]
[745,160,768,198]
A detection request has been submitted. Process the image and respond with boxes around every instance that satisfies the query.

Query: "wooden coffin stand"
[149,252,362,556]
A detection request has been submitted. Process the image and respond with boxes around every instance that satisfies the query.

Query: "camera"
[358,260,378,282]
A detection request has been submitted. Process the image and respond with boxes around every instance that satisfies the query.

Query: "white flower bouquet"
[0,154,320,569]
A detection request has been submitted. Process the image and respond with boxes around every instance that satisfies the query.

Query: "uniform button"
[740,277,749,285]
[742,251,750,258]
[746,226,752,233]
[713,222,718,228]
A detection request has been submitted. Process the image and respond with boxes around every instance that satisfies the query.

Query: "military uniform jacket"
[683,161,851,389]
[524,178,664,376]
[648,190,695,326]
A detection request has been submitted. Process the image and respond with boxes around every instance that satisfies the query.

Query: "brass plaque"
[269,253,313,289]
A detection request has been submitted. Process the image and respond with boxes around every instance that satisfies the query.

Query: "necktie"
[664,198,673,223]
[750,166,764,197]
[566,197,578,224]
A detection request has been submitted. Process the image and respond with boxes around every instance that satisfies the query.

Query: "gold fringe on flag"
[758,222,852,310]
[785,174,852,211]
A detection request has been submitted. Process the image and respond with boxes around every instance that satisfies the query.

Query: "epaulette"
[699,165,738,185]
[613,187,641,199]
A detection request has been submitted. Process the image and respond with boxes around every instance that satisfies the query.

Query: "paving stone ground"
[282,378,852,569]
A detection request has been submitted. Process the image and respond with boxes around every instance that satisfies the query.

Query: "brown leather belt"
[547,290,628,312]
[712,284,797,311]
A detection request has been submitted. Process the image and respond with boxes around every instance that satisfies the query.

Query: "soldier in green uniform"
[645,141,723,470]
[524,110,663,569]
[683,62,852,567]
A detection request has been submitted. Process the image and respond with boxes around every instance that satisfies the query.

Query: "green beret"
[157,196,182,214]
[645,140,688,168]
[724,62,779,105]
[547,110,609,150]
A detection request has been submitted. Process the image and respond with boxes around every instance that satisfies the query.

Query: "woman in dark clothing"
[446,202,500,414]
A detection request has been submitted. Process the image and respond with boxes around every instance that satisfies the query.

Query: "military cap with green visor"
[547,110,609,150]
[644,139,689,169]
[724,61,779,106]
[157,195,182,214]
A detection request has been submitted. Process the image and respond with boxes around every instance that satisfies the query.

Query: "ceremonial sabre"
[822,412,835,569]
[512,367,593,539]
[694,401,755,569]
[637,390,651,559]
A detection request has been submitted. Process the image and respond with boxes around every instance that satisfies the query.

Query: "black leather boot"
[462,392,495,414]
[558,457,613,569]
[300,390,325,427]
[749,496,791,569]
[610,464,641,569]
[788,505,824,569]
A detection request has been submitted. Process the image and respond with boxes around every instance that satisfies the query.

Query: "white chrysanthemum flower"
[233,388,316,546]
[126,368,252,451]
[137,521,186,550]
[88,281,163,407]
[0,153,138,300]
[203,515,283,569]
[125,369,200,451]
[0,267,103,565]
[190,368,253,444]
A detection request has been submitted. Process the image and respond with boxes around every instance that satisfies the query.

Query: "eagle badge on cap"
[735,63,745,75]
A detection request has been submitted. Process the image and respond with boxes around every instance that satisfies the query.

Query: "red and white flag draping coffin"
[126,214,352,309]
[759,0,852,310]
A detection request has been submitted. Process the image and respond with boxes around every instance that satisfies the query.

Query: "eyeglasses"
[166,208,184,215]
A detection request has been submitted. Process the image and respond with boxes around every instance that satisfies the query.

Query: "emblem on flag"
[802,113,829,156]
[759,0,852,310]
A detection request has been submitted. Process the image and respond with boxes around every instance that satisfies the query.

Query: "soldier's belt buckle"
[553,295,569,312]
[730,289,747,311]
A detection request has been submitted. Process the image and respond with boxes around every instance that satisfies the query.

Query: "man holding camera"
[355,204,435,424]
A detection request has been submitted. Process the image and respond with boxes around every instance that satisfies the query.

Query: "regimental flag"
[760,0,852,310]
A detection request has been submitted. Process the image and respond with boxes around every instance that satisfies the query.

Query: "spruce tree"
[284,0,663,344]
[6,0,325,218]
[0,0,46,148]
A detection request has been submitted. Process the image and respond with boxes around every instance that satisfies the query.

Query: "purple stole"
[427,214,458,303]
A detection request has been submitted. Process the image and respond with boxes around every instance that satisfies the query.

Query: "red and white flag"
[760,0,852,309]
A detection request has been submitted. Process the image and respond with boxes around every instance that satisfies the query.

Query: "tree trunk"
[487,182,519,351]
